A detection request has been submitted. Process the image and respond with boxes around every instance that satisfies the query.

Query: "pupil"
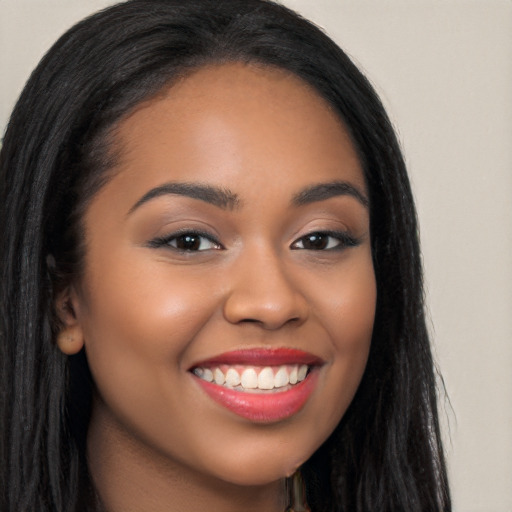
[177,234,200,250]
[305,233,327,250]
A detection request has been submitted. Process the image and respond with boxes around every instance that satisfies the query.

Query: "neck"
[87,402,288,512]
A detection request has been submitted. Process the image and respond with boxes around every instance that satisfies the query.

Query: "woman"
[0,1,450,510]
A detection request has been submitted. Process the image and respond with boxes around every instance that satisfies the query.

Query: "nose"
[222,246,309,330]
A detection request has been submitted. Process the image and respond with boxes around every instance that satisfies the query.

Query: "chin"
[201,440,312,486]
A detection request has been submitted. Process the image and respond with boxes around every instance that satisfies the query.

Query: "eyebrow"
[128,182,240,214]
[292,181,369,208]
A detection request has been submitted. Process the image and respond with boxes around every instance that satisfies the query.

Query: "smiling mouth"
[190,348,322,422]
[193,363,310,393]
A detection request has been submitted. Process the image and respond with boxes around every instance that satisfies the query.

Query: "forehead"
[104,62,365,203]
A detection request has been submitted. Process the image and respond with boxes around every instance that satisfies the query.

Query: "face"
[68,63,376,486]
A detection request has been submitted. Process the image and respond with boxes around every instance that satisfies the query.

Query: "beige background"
[1,1,511,511]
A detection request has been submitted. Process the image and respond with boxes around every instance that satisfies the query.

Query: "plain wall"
[1,1,511,511]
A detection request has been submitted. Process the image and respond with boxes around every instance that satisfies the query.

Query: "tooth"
[225,368,241,387]
[258,367,275,390]
[289,365,298,385]
[202,368,213,382]
[297,364,308,382]
[214,368,225,385]
[274,367,289,388]
[193,367,204,377]
[241,368,258,389]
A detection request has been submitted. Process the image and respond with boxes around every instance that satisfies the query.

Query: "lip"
[194,369,319,423]
[190,348,323,423]
[190,347,324,367]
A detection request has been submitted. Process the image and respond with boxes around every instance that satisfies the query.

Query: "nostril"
[237,315,302,328]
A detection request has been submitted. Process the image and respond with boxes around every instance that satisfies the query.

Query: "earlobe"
[56,324,85,355]
[55,287,85,355]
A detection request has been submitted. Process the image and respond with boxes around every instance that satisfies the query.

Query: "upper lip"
[190,347,324,368]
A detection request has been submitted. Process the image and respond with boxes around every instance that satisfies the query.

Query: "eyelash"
[148,229,360,252]
[291,230,360,251]
[147,229,223,252]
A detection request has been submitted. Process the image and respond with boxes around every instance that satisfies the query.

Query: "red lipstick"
[192,347,323,367]
[196,371,319,422]
[190,348,322,423]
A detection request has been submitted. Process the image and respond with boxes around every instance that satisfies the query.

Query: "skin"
[58,63,376,512]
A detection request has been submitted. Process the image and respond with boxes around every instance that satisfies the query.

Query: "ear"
[55,286,85,355]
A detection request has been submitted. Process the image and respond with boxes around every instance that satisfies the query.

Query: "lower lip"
[194,370,319,423]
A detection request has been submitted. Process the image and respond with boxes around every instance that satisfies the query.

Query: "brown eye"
[149,231,222,251]
[173,234,203,251]
[299,233,330,250]
[168,232,221,251]
[291,231,359,251]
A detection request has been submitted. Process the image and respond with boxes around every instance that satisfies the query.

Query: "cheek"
[312,248,376,341]
[311,254,376,424]
[77,257,219,402]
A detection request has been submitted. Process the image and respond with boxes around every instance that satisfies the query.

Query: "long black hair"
[0,1,450,510]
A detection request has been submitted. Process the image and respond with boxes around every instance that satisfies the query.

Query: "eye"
[149,231,222,252]
[291,231,359,251]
